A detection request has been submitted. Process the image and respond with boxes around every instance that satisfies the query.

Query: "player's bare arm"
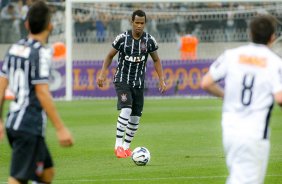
[274,91,282,107]
[97,48,118,88]
[0,77,8,141]
[150,51,167,93]
[201,72,224,98]
[35,84,74,147]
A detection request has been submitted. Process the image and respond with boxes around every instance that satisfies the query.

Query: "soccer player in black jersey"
[97,10,166,158]
[0,1,73,184]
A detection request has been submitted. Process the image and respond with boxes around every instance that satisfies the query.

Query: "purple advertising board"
[1,60,214,99]
[50,59,213,98]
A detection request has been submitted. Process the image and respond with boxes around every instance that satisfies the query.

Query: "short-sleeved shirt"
[112,30,158,88]
[0,38,52,136]
[209,43,282,139]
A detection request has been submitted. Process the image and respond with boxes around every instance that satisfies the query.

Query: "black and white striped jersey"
[0,38,52,136]
[112,30,158,88]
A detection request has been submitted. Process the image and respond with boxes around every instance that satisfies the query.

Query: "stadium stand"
[1,1,282,44]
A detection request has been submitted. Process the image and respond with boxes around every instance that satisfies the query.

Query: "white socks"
[123,116,140,150]
[115,108,132,149]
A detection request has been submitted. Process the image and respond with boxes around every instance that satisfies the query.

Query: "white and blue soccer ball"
[131,147,151,166]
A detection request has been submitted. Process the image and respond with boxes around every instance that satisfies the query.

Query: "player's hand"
[159,80,167,93]
[96,73,106,88]
[0,121,4,141]
[56,127,74,147]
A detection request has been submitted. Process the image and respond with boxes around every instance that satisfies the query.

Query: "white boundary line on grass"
[56,175,226,182]
[1,174,282,183]
[56,174,282,183]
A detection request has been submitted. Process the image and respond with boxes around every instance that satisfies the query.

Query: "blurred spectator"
[73,7,93,42]
[107,16,120,39]
[178,32,198,60]
[189,13,202,39]
[120,15,130,33]
[107,3,121,37]
[157,14,177,42]
[0,2,20,43]
[50,5,64,35]
[95,12,107,42]
[0,0,10,9]
[19,0,32,39]
[146,15,159,40]
[225,4,236,41]
[67,2,281,43]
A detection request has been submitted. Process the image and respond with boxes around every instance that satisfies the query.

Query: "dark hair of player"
[26,0,51,34]
[132,9,146,23]
[250,14,277,45]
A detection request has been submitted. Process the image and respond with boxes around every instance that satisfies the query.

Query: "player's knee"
[121,108,132,117]
[130,116,140,124]
[8,177,28,184]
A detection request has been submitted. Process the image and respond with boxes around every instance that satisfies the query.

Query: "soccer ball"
[131,147,150,166]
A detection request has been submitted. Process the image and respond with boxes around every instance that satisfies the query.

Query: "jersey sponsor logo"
[9,44,31,59]
[125,55,146,63]
[239,55,267,68]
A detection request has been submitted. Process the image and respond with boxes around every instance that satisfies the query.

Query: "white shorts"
[223,135,270,184]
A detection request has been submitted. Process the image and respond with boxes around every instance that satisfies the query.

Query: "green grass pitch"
[0,98,282,184]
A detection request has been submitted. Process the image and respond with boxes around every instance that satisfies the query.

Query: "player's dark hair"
[27,0,51,34]
[132,10,146,23]
[250,14,277,45]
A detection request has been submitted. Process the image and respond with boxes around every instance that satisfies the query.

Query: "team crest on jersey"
[141,42,147,51]
[121,93,127,102]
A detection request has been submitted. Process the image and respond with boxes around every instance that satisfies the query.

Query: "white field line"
[1,174,282,183]
[55,174,282,183]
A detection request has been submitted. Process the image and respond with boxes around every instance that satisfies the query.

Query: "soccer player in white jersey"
[0,1,73,184]
[97,10,166,158]
[201,14,282,184]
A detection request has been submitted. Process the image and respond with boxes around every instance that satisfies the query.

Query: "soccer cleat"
[124,148,132,157]
[114,146,126,158]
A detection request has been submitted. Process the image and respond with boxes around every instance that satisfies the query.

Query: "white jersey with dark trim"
[0,38,52,136]
[112,30,158,88]
[209,43,282,139]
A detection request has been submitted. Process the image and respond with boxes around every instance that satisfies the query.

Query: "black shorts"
[114,82,144,116]
[6,129,53,182]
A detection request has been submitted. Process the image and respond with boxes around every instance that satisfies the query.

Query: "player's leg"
[6,130,32,184]
[123,87,144,156]
[39,168,54,183]
[115,108,132,148]
[31,175,53,184]
[224,136,270,184]
[31,168,54,184]
[123,115,140,156]
[256,139,270,184]
[7,129,55,184]
[6,130,29,184]
[8,177,27,184]
[34,142,55,184]
[114,83,133,158]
